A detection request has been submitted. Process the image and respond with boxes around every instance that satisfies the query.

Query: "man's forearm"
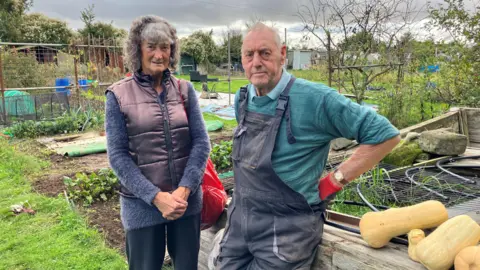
[336,135,401,182]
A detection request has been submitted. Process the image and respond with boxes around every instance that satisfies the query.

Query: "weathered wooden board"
[198,223,424,270]
[311,226,424,270]
[448,197,480,224]
[399,110,459,137]
[466,109,480,145]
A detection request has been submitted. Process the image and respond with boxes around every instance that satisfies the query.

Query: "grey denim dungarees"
[216,77,326,270]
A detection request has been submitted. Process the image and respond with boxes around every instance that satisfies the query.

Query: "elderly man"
[214,23,401,270]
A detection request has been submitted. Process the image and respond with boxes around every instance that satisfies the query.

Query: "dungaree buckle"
[276,95,289,111]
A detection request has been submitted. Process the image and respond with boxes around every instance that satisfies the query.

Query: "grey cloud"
[31,0,299,30]
[29,0,474,41]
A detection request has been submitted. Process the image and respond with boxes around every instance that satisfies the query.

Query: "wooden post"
[0,48,7,125]
[93,36,100,82]
[74,45,80,108]
[327,32,333,88]
[228,32,231,106]
[284,28,288,69]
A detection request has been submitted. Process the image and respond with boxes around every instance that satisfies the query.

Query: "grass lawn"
[176,70,330,94]
[0,139,128,269]
[203,112,237,130]
[176,74,248,94]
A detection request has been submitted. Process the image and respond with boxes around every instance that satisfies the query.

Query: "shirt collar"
[249,68,292,100]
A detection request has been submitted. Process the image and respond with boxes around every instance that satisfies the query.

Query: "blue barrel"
[55,77,70,95]
[78,79,88,90]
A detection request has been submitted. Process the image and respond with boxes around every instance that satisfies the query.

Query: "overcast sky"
[29,0,476,47]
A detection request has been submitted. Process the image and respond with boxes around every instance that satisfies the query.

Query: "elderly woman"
[105,15,210,270]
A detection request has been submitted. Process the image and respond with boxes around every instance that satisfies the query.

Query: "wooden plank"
[470,142,480,149]
[447,197,480,224]
[325,210,361,227]
[461,109,470,146]
[198,223,423,270]
[469,130,480,143]
[466,109,480,144]
[198,207,423,270]
[399,110,459,137]
[312,226,424,270]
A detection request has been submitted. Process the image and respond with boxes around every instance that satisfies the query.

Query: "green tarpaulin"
[61,120,225,157]
[59,141,106,157]
[218,171,233,179]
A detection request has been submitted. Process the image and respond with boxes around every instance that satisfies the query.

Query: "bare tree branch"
[297,0,416,103]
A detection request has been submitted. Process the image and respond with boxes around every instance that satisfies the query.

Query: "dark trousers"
[126,213,201,270]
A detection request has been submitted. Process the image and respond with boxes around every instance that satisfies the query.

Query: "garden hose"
[358,155,480,212]
[349,156,480,246]
[435,155,480,184]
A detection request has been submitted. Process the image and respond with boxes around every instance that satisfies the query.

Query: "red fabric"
[318,173,342,200]
[176,79,228,230]
[200,159,228,230]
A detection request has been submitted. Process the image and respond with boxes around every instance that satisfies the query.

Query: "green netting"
[205,120,224,132]
[0,90,35,116]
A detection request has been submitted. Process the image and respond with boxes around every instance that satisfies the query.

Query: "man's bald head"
[241,22,287,95]
[244,22,282,49]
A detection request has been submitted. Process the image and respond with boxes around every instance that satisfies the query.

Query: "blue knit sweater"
[105,79,210,231]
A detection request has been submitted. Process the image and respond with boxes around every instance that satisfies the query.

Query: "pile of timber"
[198,205,424,270]
[198,222,424,270]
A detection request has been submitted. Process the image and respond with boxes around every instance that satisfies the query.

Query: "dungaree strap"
[275,77,297,144]
[238,78,297,144]
[238,86,249,126]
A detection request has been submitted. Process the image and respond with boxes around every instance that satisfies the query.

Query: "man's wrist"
[332,169,348,187]
[329,173,344,188]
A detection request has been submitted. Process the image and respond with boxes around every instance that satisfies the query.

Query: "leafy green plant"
[210,140,233,170]
[63,168,119,206]
[3,107,104,138]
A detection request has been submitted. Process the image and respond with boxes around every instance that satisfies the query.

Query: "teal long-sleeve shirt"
[234,70,400,205]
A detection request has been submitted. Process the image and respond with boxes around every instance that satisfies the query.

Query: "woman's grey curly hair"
[123,15,180,72]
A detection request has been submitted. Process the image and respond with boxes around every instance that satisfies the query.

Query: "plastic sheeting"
[201,104,236,120]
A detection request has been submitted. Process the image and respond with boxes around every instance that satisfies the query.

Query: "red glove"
[318,173,343,200]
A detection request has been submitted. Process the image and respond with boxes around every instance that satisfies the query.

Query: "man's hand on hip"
[318,173,343,200]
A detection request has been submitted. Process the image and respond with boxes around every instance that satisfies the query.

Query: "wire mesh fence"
[0,39,124,125]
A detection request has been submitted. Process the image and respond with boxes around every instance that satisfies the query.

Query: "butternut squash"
[454,246,480,270]
[359,200,448,248]
[408,229,425,262]
[415,215,480,270]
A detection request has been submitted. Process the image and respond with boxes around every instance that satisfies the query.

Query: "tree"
[21,13,74,44]
[0,0,32,41]
[80,4,95,35]
[219,28,243,63]
[244,15,277,29]
[181,30,220,72]
[429,0,479,44]
[78,4,127,42]
[79,21,127,40]
[297,0,419,103]
[427,0,480,107]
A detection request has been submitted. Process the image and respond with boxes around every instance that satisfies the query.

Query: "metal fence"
[0,38,124,125]
[0,91,70,123]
